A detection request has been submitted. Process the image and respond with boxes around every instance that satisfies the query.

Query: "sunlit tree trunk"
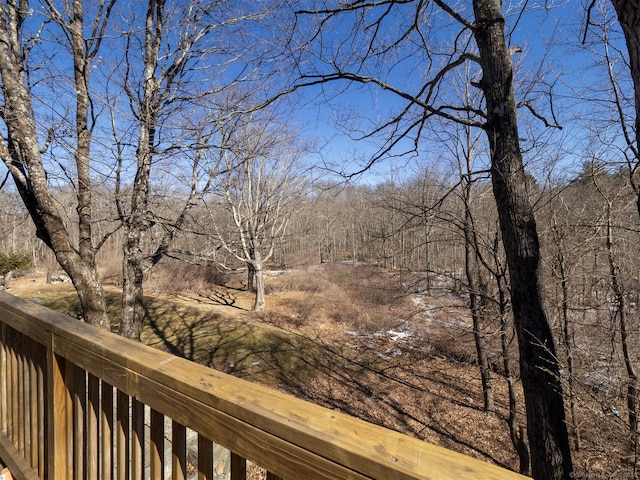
[252,251,265,311]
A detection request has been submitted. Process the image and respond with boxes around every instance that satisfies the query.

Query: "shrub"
[0,252,33,275]
[146,260,231,295]
[325,264,405,307]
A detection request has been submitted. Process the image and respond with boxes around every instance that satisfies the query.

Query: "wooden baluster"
[172,421,186,480]
[10,329,18,447]
[197,434,213,480]
[17,332,25,456]
[87,373,100,479]
[13,332,25,456]
[117,390,130,480]
[68,363,86,480]
[36,346,45,478]
[131,399,145,480]
[101,382,114,480]
[230,453,246,480]
[0,324,6,437]
[28,340,37,471]
[46,334,70,479]
[149,409,164,480]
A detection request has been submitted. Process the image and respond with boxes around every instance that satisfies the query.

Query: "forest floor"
[5,264,632,477]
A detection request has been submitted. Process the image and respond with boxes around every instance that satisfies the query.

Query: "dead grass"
[5,266,634,476]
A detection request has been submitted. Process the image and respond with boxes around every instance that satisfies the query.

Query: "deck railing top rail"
[0,291,527,480]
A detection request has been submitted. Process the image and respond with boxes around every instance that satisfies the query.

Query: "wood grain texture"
[197,434,214,480]
[116,390,129,480]
[172,421,186,480]
[45,336,69,479]
[101,381,114,480]
[132,399,144,480]
[87,374,100,479]
[149,409,164,480]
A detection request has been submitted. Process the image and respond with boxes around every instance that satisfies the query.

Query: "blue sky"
[0,0,631,192]
[289,0,632,186]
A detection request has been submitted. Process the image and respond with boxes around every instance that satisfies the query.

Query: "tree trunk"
[610,3,640,452]
[472,1,573,478]
[611,0,640,202]
[463,194,494,413]
[120,237,146,341]
[252,251,266,311]
[604,202,638,435]
[496,255,530,475]
[248,246,256,292]
[69,262,110,329]
[117,0,164,341]
[558,247,581,451]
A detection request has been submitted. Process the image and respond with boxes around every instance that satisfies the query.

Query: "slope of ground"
[4,265,631,477]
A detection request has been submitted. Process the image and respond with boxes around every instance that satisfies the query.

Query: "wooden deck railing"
[0,291,528,480]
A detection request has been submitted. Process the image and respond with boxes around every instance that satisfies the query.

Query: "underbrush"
[146,261,232,295]
[268,265,413,334]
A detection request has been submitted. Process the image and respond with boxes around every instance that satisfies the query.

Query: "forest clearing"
[4,264,630,477]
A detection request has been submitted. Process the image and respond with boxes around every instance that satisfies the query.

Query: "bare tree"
[110,0,280,339]
[0,0,116,329]
[548,203,582,452]
[582,0,640,443]
[209,112,308,311]
[458,125,495,415]
[289,2,572,477]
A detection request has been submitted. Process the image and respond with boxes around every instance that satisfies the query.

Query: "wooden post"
[69,363,86,480]
[87,374,100,479]
[131,399,144,480]
[0,324,6,438]
[116,391,129,480]
[101,382,114,480]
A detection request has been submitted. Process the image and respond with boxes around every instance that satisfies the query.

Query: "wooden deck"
[0,291,528,479]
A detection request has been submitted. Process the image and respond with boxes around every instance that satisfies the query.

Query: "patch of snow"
[387,329,410,342]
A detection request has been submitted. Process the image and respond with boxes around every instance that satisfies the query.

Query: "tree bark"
[248,246,256,292]
[120,238,146,340]
[0,3,110,329]
[611,0,640,218]
[473,0,573,478]
[252,251,266,311]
